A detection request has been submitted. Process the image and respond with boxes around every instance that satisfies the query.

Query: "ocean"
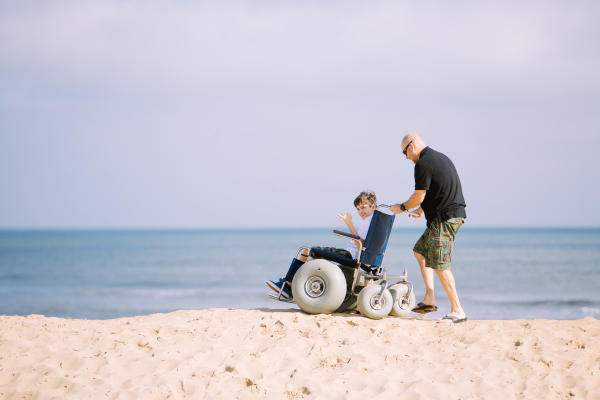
[1,228,599,320]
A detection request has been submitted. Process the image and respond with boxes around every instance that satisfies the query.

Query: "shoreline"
[1,309,599,399]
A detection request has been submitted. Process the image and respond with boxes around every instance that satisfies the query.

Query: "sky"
[1,0,599,228]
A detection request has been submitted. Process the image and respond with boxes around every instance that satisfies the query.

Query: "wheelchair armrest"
[333,230,360,240]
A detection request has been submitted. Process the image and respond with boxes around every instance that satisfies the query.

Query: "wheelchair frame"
[271,204,414,312]
[272,245,412,305]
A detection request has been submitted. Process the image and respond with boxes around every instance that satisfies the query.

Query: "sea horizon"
[2,226,599,232]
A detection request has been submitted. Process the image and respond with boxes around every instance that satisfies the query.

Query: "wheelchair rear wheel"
[389,283,416,317]
[292,259,347,314]
[357,284,393,319]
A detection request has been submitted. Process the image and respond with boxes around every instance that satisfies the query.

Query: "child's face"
[356,202,376,219]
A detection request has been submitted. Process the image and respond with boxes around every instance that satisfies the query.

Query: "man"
[390,133,467,323]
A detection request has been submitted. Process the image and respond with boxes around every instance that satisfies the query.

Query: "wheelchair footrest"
[267,293,296,303]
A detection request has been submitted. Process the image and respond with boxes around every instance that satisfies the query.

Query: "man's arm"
[390,190,426,214]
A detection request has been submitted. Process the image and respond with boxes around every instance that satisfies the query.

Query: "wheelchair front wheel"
[389,283,416,317]
[292,259,347,314]
[357,284,393,319]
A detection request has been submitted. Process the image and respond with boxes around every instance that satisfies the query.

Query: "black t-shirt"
[414,146,467,224]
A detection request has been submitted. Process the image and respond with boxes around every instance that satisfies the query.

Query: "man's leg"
[435,269,465,318]
[414,251,435,306]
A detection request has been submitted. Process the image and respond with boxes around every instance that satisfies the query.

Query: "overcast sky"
[1,1,599,228]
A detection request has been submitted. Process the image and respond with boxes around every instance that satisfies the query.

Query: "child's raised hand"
[336,212,352,225]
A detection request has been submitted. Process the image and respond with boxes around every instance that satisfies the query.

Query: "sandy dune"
[1,309,599,399]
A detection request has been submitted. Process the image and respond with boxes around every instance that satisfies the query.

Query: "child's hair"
[354,190,377,207]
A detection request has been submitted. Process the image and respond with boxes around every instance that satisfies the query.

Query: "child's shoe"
[266,278,292,299]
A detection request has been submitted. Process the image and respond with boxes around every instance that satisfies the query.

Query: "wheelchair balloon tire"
[357,284,393,319]
[389,283,416,317]
[292,259,347,314]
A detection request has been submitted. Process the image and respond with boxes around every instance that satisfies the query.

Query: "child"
[266,191,377,299]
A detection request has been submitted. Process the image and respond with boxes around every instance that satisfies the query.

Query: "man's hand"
[408,207,424,219]
[336,212,352,225]
[389,204,406,214]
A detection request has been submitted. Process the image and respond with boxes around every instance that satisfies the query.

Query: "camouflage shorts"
[413,218,464,270]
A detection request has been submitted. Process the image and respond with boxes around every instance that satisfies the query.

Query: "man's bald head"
[401,132,427,163]
[401,133,425,148]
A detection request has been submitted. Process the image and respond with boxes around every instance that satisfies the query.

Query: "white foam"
[581,307,600,316]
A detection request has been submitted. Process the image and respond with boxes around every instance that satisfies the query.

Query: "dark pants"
[284,246,352,282]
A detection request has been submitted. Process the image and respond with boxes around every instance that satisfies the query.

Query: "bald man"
[390,133,468,323]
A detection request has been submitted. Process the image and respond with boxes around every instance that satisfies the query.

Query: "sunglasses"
[402,140,413,156]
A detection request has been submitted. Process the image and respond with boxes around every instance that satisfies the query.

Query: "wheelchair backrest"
[361,209,395,267]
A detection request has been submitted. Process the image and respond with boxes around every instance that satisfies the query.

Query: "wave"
[0,272,31,281]
[580,307,600,316]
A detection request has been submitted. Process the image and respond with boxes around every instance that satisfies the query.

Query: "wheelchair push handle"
[377,204,419,218]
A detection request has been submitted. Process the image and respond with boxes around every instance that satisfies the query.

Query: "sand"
[0,309,599,400]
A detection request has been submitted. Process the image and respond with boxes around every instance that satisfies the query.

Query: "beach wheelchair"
[270,205,416,319]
